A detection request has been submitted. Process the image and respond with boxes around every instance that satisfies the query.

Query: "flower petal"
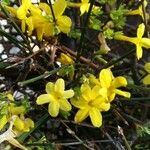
[48,101,60,117]
[39,3,51,15]
[9,105,25,115]
[81,84,92,101]
[99,69,113,88]
[144,62,150,73]
[80,3,90,16]
[74,108,89,123]
[89,108,102,127]
[143,74,150,85]
[63,90,74,99]
[17,5,26,20]
[46,82,54,94]
[112,76,127,88]
[57,16,72,33]
[115,89,131,98]
[36,94,51,105]
[55,78,65,95]
[53,0,67,18]
[71,97,88,109]
[141,38,150,48]
[14,116,24,131]
[59,99,72,111]
[136,44,143,60]
[137,23,145,38]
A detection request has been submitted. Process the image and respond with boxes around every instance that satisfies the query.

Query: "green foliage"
[137,125,150,137]
[110,5,128,28]
[103,28,114,39]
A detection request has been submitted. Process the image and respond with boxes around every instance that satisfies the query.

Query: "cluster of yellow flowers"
[0,93,34,149]
[5,0,91,41]
[36,68,130,127]
[0,93,34,133]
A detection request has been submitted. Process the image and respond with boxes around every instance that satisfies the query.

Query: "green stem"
[98,49,135,70]
[76,0,95,60]
[18,65,69,86]
[128,84,150,91]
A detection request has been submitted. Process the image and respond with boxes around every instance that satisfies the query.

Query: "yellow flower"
[36,78,74,117]
[114,23,150,60]
[16,0,41,33]
[143,62,150,85]
[13,115,34,133]
[29,0,72,40]
[99,69,131,101]
[80,0,90,16]
[127,0,148,20]
[0,93,34,134]
[0,116,27,150]
[57,53,74,65]
[71,84,110,127]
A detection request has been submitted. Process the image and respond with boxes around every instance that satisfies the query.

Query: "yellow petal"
[91,86,102,99]
[36,94,51,105]
[99,69,113,88]
[63,90,74,99]
[136,44,143,60]
[59,99,72,111]
[17,5,27,20]
[44,23,54,37]
[80,3,90,16]
[112,76,127,88]
[14,116,24,131]
[9,105,26,115]
[89,108,102,127]
[71,98,88,109]
[99,87,108,99]
[75,109,89,123]
[53,0,67,18]
[141,38,150,48]
[30,5,41,15]
[55,78,65,95]
[99,102,110,111]
[144,62,150,73]
[57,53,74,65]
[23,118,34,132]
[22,0,31,8]
[115,89,131,98]
[108,92,116,102]
[57,16,72,33]
[0,115,8,130]
[82,0,89,3]
[137,23,145,38]
[81,84,92,101]
[46,82,54,94]
[127,9,141,16]
[25,17,33,35]
[48,101,60,117]
[39,3,51,15]
[143,74,150,85]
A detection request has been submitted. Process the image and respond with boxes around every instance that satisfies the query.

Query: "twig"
[61,120,95,150]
